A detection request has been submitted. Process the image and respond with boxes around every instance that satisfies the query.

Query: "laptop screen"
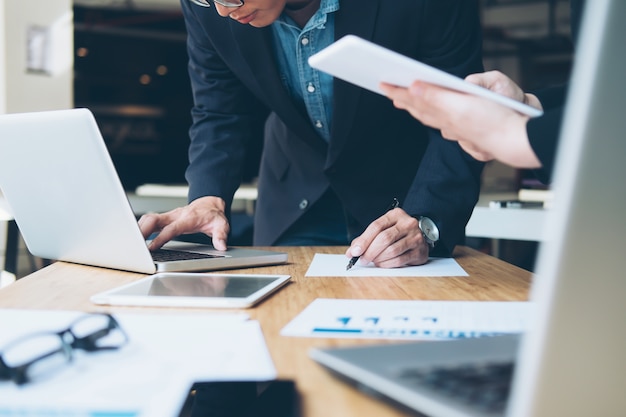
[508,1,626,415]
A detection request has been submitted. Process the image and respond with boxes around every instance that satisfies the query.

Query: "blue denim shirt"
[271,0,339,142]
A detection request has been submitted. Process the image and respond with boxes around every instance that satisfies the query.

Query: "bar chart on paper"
[281,298,530,340]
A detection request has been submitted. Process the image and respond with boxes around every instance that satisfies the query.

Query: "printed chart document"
[306,253,468,277]
[281,298,530,340]
[0,309,276,416]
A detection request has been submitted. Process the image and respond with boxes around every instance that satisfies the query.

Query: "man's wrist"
[411,215,440,250]
[191,196,226,211]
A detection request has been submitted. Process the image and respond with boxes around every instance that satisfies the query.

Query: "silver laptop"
[310,1,626,416]
[0,108,287,274]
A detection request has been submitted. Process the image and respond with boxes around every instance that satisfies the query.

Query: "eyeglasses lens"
[189,0,244,8]
[1,333,71,385]
[214,0,244,6]
[0,313,129,385]
[69,314,128,351]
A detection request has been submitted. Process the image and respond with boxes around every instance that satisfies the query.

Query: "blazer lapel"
[221,0,382,158]
[233,24,328,154]
[327,0,381,164]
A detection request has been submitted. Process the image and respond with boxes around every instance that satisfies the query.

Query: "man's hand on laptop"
[138,196,230,251]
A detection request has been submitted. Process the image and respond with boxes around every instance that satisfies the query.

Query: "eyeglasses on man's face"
[0,313,128,385]
[189,0,244,8]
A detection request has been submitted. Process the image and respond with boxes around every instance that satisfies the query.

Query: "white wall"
[0,3,6,114]
[0,0,73,114]
[1,1,73,273]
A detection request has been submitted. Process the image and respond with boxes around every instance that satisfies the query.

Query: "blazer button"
[299,199,309,210]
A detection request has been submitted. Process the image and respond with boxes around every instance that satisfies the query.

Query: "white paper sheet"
[1,346,189,417]
[281,298,530,340]
[0,309,276,416]
[305,254,468,277]
[114,311,275,382]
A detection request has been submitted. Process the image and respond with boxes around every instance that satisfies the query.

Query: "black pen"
[346,198,400,270]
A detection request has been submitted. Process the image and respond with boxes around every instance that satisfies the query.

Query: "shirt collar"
[276,0,340,29]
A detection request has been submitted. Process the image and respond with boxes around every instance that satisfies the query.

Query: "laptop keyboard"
[398,361,514,414]
[150,248,225,262]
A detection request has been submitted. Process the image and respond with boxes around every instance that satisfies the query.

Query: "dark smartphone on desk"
[183,380,300,417]
[489,199,544,209]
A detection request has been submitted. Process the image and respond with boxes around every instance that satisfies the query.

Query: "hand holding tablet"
[308,35,543,118]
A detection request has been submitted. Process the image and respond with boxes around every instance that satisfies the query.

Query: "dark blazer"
[181,0,484,254]
[527,94,565,183]
[527,0,585,183]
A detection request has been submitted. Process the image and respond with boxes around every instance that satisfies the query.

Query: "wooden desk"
[0,246,531,417]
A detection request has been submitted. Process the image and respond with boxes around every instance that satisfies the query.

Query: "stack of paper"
[0,309,276,416]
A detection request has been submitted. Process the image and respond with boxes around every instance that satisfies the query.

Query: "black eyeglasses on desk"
[0,313,128,385]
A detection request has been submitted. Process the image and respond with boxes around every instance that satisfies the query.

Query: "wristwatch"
[417,216,440,249]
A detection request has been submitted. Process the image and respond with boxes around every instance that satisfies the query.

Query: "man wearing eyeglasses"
[139,0,484,269]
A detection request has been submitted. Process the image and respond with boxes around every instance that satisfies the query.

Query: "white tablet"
[309,35,543,118]
[90,273,291,308]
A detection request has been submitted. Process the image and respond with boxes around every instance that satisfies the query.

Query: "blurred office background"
[1,0,574,280]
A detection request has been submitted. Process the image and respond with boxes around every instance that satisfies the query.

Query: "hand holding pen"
[346,198,400,270]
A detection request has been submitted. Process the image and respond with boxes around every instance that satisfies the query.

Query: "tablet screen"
[147,274,279,297]
[308,35,543,118]
[90,273,291,308]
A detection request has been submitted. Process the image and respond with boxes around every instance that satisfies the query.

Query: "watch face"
[419,217,439,241]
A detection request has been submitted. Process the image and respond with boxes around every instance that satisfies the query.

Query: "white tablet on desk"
[91,273,291,308]
[308,35,543,118]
